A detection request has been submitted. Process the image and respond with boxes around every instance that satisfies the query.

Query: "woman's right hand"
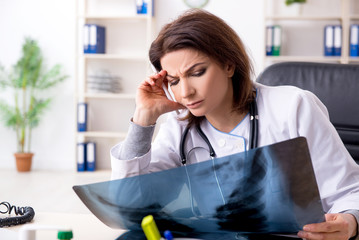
[133,70,185,126]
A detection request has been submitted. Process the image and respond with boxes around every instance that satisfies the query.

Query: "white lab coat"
[111,82,359,214]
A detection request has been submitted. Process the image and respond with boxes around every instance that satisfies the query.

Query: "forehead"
[160,49,210,73]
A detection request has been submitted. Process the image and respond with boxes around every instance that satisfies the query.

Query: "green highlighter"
[141,215,162,240]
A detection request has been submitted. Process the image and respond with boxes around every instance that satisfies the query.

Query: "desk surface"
[2,212,124,240]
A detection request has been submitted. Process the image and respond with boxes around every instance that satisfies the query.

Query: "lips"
[186,100,204,109]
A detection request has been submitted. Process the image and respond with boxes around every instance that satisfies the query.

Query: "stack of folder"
[324,25,342,57]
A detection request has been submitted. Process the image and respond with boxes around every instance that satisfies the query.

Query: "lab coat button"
[236,140,244,151]
[218,139,226,147]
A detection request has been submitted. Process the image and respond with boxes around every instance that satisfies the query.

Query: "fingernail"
[303,225,310,231]
[297,231,305,238]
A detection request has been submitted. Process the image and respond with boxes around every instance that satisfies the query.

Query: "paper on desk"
[73,137,324,239]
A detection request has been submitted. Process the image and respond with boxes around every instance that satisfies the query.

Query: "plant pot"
[14,153,34,172]
[284,3,303,16]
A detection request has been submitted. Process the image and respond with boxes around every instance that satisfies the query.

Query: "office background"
[0,0,266,170]
[1,0,344,171]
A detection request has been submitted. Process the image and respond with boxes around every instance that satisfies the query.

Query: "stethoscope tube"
[180,99,258,165]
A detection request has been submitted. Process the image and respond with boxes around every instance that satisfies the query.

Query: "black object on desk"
[73,137,324,240]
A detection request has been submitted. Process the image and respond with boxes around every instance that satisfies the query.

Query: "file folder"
[77,143,86,172]
[86,142,96,171]
[88,24,106,54]
[77,102,87,132]
[324,25,334,56]
[83,24,90,54]
[272,25,281,56]
[350,24,359,57]
[333,25,342,56]
[266,26,273,56]
[74,137,324,239]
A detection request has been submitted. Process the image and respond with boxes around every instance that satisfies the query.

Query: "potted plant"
[283,0,306,15]
[0,38,67,172]
[285,0,306,5]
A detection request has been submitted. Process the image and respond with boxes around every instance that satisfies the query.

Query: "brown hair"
[149,9,254,126]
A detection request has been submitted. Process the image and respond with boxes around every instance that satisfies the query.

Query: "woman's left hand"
[297,213,357,240]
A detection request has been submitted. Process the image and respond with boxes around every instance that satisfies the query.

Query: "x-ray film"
[73,137,324,239]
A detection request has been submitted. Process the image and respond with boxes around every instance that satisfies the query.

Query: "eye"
[168,78,179,86]
[191,68,206,77]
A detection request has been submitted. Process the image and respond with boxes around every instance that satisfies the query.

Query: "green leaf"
[36,64,67,89]
[0,101,22,129]
[27,98,51,128]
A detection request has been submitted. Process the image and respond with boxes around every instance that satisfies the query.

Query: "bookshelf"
[75,0,155,170]
[264,0,359,66]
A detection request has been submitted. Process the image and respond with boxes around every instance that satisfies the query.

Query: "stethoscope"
[180,99,258,165]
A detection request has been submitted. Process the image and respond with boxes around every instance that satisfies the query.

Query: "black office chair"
[257,61,359,163]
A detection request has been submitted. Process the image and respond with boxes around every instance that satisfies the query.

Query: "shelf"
[79,15,150,20]
[265,16,342,21]
[84,93,136,99]
[82,54,148,61]
[78,131,127,138]
[265,56,342,62]
[350,15,359,20]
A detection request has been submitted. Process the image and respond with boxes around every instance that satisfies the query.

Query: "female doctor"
[111,9,359,240]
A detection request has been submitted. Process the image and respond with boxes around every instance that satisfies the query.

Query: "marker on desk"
[164,230,173,240]
[141,215,162,240]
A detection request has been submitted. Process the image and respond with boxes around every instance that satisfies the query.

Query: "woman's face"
[160,49,234,118]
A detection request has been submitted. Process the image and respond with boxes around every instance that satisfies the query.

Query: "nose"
[180,78,195,99]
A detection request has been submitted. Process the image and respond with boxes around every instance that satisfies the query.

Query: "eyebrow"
[166,62,207,79]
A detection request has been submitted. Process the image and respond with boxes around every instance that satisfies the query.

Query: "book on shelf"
[333,25,342,56]
[77,142,96,172]
[86,142,96,171]
[265,25,281,56]
[350,24,359,57]
[77,102,88,132]
[83,24,106,54]
[77,142,86,172]
[136,0,154,15]
[266,26,273,56]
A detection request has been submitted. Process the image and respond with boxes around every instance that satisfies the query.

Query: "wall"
[0,0,265,170]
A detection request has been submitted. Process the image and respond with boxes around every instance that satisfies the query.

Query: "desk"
[2,212,125,240]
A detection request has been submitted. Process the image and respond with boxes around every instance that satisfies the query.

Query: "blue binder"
[77,143,86,172]
[83,24,90,53]
[324,25,334,56]
[88,24,106,54]
[266,26,273,56]
[350,24,359,57]
[333,25,342,56]
[77,103,87,132]
[86,142,96,171]
[136,0,154,15]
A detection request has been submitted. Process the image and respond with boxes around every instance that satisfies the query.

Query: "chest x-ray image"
[73,137,324,240]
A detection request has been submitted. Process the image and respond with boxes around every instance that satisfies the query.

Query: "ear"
[225,64,235,78]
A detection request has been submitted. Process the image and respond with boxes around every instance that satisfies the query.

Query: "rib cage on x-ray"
[73,137,324,239]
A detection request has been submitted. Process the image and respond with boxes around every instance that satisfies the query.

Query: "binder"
[324,25,334,56]
[83,24,90,53]
[350,24,359,57]
[266,26,273,56]
[86,142,96,171]
[77,103,87,132]
[77,143,86,172]
[333,25,342,56]
[89,24,106,54]
[272,25,281,56]
[136,0,154,15]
